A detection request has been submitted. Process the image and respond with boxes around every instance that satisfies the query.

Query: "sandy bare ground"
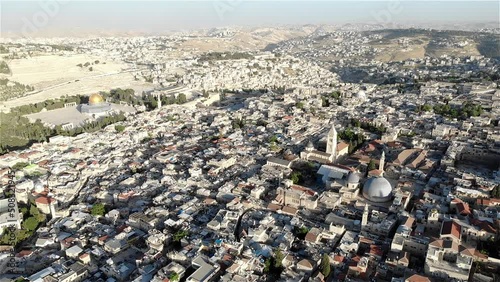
[178,28,312,52]
[4,54,127,88]
[371,37,430,62]
[426,43,481,58]
[0,54,150,110]
[374,45,427,62]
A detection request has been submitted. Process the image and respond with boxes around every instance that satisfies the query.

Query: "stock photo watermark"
[213,0,244,20]
[370,0,404,27]
[21,0,69,39]
[15,0,406,36]
[211,0,404,24]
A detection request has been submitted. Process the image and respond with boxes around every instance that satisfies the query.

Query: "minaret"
[156,93,162,109]
[379,151,385,172]
[362,203,369,228]
[49,197,57,219]
[326,124,338,158]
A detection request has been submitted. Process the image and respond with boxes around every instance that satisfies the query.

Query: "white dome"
[356,90,366,99]
[306,140,315,150]
[362,177,392,203]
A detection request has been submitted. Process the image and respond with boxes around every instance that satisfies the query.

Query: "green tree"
[296,102,304,109]
[294,226,309,240]
[274,249,284,269]
[91,203,105,216]
[269,135,278,143]
[173,230,189,242]
[22,217,39,231]
[29,204,39,216]
[330,91,341,99]
[321,96,330,107]
[492,185,500,198]
[368,159,376,171]
[168,272,179,281]
[320,253,331,277]
[423,104,432,112]
[256,119,268,127]
[232,118,246,130]
[0,61,10,74]
[0,227,17,245]
[115,125,126,132]
[290,172,302,184]
[176,93,187,104]
[12,162,29,171]
[351,119,361,128]
[263,257,272,273]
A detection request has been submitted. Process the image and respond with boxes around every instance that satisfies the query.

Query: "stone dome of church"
[347,172,360,184]
[362,176,392,203]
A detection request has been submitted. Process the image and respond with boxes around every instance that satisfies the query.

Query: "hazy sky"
[2,1,499,34]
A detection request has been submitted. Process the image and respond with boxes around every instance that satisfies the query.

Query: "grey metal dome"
[362,177,392,203]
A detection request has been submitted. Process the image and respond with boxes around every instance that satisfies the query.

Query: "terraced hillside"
[266,28,500,63]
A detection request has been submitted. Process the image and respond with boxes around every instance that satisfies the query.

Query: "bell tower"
[326,124,338,159]
[362,203,369,227]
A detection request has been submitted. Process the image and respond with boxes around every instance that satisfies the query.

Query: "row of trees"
[427,102,484,119]
[198,52,254,61]
[0,110,126,154]
[323,91,343,106]
[47,44,74,51]
[0,78,35,101]
[350,119,387,135]
[101,88,142,106]
[0,113,54,153]
[142,93,187,110]
[11,95,87,115]
[76,60,100,68]
[56,113,127,136]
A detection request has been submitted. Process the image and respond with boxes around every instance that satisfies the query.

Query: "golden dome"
[89,93,104,105]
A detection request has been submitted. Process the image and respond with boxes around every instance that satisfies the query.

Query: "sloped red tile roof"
[406,274,431,282]
[441,221,461,240]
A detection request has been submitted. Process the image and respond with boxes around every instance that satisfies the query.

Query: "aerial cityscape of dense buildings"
[0,10,499,282]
